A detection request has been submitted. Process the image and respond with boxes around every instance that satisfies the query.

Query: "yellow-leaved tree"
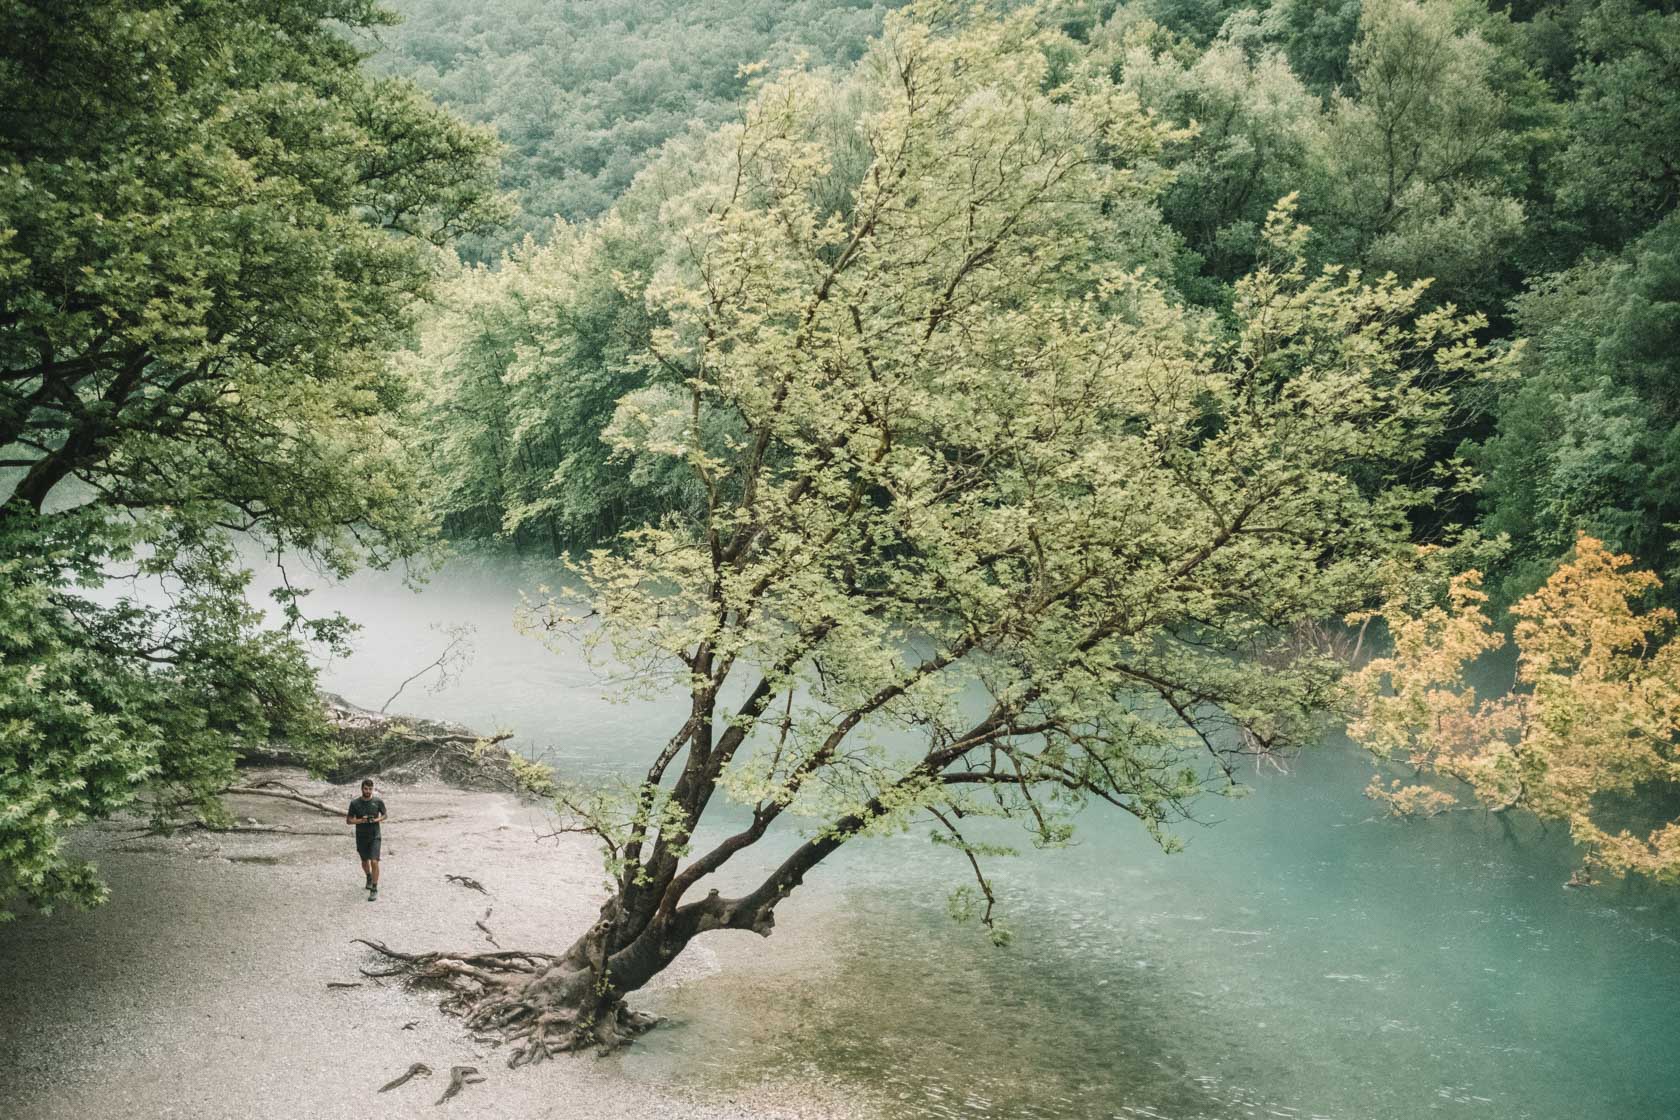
[1350,536,1680,883]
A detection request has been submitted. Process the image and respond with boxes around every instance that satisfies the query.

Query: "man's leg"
[369,859,380,888]
[360,857,372,888]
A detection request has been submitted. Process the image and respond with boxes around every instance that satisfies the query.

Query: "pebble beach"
[0,772,868,1120]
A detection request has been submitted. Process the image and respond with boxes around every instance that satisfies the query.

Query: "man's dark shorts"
[356,832,382,861]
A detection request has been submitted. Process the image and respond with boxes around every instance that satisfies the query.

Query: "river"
[275,555,1680,1119]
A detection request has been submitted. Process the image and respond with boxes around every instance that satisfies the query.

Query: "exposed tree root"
[378,1062,432,1092]
[352,939,660,1066]
[436,1065,483,1105]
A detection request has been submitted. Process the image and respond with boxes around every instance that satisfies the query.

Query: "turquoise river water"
[287,559,1678,1119]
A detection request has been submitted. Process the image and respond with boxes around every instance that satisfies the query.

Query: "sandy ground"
[0,772,871,1120]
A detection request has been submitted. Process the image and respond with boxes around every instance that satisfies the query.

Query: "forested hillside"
[366,0,906,257]
[383,0,1679,611]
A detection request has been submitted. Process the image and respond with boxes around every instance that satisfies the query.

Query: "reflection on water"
[285,559,1680,1119]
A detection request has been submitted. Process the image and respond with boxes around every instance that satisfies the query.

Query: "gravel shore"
[0,772,870,1120]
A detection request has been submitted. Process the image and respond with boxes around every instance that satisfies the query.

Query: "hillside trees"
[1553,0,1680,247]
[369,0,904,259]
[1108,0,1548,319]
[0,0,502,916]
[1312,0,1529,312]
[1260,0,1363,93]
[383,0,1680,628]
[1115,13,1324,295]
[370,8,1510,1057]
[1469,214,1680,603]
[402,215,691,550]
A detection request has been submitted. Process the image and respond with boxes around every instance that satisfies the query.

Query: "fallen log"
[238,693,546,797]
[223,785,343,816]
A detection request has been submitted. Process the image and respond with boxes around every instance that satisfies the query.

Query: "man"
[346,779,387,901]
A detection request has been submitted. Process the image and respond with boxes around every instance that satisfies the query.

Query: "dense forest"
[379,0,1680,615]
[363,0,907,257]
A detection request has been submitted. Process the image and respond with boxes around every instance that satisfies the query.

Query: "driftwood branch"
[352,938,563,968]
[223,785,343,816]
[445,874,489,895]
[379,1062,433,1093]
[382,623,476,713]
[475,918,500,948]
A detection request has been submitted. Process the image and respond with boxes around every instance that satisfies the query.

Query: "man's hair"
[361,779,374,788]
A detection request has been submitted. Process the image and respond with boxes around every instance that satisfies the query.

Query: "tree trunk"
[358,876,789,1063]
[359,912,679,1062]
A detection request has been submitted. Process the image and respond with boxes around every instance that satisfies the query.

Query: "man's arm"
[347,801,360,825]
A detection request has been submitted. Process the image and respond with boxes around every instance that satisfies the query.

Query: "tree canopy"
[366,0,906,259]
[1471,215,1680,603]
[0,0,502,917]
[364,5,1513,1058]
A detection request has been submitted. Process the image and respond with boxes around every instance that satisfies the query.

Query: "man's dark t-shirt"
[349,796,386,840]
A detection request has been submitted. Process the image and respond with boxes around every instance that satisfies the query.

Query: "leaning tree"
[370,6,1511,1059]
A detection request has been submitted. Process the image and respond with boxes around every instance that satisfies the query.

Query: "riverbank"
[0,770,870,1120]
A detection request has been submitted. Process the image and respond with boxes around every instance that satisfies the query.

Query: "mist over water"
[279,556,1680,1119]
